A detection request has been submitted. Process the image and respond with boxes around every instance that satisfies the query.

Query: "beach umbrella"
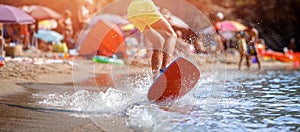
[91,13,129,26]
[38,19,58,29]
[0,5,35,23]
[92,13,136,32]
[202,26,236,40]
[216,20,247,32]
[76,20,126,58]
[221,31,235,40]
[34,29,63,43]
[23,5,62,20]
[23,5,62,47]
[169,15,190,29]
[0,4,35,56]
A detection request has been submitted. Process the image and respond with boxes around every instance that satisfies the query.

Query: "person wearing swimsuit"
[127,0,177,79]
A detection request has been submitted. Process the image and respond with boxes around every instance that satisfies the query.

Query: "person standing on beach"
[237,32,250,70]
[78,0,93,28]
[127,0,177,79]
[245,23,261,70]
[20,24,30,49]
[60,10,74,49]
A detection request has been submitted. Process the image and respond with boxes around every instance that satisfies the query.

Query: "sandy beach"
[0,52,297,131]
[0,52,295,93]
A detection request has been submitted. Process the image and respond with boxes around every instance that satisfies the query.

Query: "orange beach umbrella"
[76,20,126,58]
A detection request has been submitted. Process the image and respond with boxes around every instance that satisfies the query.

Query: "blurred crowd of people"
[1,0,103,54]
[2,0,297,71]
[157,9,265,71]
[209,12,265,71]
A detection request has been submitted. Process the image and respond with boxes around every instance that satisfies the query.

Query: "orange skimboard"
[148,57,200,103]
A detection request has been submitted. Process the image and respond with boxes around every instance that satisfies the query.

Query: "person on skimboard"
[127,0,200,103]
[127,0,177,79]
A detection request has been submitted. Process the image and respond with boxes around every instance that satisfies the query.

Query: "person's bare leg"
[161,36,176,69]
[255,56,261,70]
[159,28,177,69]
[142,28,164,79]
[151,18,177,70]
[238,54,243,70]
[246,55,251,70]
[151,49,161,76]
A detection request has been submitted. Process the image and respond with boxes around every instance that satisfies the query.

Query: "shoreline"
[0,54,296,96]
[0,54,298,131]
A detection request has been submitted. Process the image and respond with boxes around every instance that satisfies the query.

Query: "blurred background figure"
[174,29,194,56]
[3,24,20,44]
[245,23,261,70]
[256,38,267,56]
[216,12,224,21]
[288,38,296,52]
[161,8,172,22]
[193,38,206,54]
[20,24,30,49]
[28,24,36,48]
[214,12,224,31]
[78,0,93,29]
[215,30,225,54]
[237,32,249,70]
[213,12,226,53]
[60,10,74,49]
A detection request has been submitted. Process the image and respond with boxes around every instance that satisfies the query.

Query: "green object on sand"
[93,56,124,65]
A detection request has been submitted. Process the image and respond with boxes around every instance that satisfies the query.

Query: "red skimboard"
[148,57,200,103]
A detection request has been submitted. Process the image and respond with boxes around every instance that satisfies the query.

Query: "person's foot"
[152,69,160,80]
[161,53,171,70]
[152,69,165,80]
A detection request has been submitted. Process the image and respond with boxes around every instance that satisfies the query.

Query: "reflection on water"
[218,71,300,131]
[183,70,300,132]
[37,69,300,131]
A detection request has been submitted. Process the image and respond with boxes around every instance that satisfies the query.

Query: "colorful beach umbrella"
[76,20,126,58]
[23,5,62,20]
[0,5,35,23]
[34,29,63,42]
[0,4,35,57]
[76,13,128,58]
[202,26,236,40]
[216,20,247,32]
[91,13,129,26]
[169,15,189,29]
[38,19,58,29]
[92,13,136,32]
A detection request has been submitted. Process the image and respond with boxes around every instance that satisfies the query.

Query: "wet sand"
[0,54,296,131]
[0,55,142,131]
[0,81,131,132]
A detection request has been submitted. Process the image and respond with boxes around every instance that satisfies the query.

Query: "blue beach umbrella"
[34,29,63,42]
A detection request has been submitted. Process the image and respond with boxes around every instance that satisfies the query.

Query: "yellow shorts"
[127,0,162,32]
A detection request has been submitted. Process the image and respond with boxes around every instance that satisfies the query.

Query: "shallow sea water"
[35,68,300,131]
